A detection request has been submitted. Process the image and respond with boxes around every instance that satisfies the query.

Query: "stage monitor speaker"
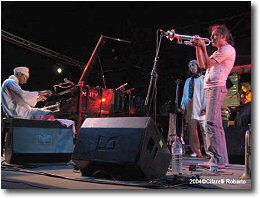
[225,126,247,164]
[4,119,74,164]
[72,117,171,181]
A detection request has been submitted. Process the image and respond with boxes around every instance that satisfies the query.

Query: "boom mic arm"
[116,83,128,90]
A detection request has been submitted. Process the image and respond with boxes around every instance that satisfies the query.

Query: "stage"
[1,1,252,192]
[1,155,251,190]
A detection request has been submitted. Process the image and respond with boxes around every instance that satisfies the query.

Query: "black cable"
[1,162,207,189]
[90,170,118,183]
[1,164,151,188]
[1,179,48,189]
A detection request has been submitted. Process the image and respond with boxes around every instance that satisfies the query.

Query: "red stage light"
[99,98,107,104]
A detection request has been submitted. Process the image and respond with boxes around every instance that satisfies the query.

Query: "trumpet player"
[191,25,236,169]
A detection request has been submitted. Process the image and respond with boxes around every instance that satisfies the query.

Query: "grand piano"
[43,35,136,135]
[45,83,135,119]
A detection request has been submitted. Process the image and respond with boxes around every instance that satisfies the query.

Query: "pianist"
[1,66,55,120]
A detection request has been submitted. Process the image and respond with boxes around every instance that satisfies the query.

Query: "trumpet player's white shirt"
[1,75,47,119]
[204,44,236,88]
[180,75,206,121]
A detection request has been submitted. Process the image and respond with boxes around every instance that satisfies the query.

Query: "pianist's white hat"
[14,66,29,78]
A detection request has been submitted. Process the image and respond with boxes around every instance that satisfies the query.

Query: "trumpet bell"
[162,29,211,46]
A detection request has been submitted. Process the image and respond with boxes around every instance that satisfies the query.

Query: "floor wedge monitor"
[4,119,74,164]
[72,117,171,181]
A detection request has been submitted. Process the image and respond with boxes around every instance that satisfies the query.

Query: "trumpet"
[160,29,211,46]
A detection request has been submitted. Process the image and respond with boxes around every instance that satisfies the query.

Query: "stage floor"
[1,155,251,190]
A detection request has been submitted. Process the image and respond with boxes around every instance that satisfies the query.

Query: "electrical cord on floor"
[1,162,211,189]
[1,160,39,169]
[1,179,49,189]
[1,162,149,188]
[90,170,120,184]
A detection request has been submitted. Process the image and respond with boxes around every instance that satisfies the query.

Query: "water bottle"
[171,136,183,175]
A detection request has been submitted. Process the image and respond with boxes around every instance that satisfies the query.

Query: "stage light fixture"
[57,68,62,74]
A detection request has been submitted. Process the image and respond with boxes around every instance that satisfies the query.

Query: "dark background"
[1,1,251,109]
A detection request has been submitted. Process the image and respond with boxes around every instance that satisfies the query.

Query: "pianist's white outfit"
[1,75,53,120]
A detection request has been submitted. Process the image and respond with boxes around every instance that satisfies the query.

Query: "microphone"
[159,29,174,41]
[125,88,135,94]
[159,29,165,34]
[64,78,75,85]
[116,83,128,90]
[103,35,131,44]
[160,29,169,36]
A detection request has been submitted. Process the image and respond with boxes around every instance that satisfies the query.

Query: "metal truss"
[1,30,85,70]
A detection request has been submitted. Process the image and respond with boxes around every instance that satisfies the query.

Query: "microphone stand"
[144,30,164,123]
[97,55,107,88]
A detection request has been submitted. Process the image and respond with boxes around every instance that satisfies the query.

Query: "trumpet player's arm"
[200,44,218,69]
[192,39,217,69]
[195,47,206,69]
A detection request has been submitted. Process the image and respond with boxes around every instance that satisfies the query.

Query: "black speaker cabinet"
[72,117,171,181]
[225,126,248,164]
[4,119,74,164]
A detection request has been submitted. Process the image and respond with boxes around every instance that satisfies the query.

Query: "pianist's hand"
[39,90,52,96]
[37,95,47,102]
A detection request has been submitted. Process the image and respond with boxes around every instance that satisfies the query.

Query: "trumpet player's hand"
[191,36,206,48]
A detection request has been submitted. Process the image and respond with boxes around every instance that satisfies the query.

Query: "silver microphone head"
[165,30,175,41]
[64,78,74,85]
[160,29,175,41]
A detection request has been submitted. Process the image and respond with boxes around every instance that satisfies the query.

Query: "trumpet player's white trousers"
[205,86,229,165]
